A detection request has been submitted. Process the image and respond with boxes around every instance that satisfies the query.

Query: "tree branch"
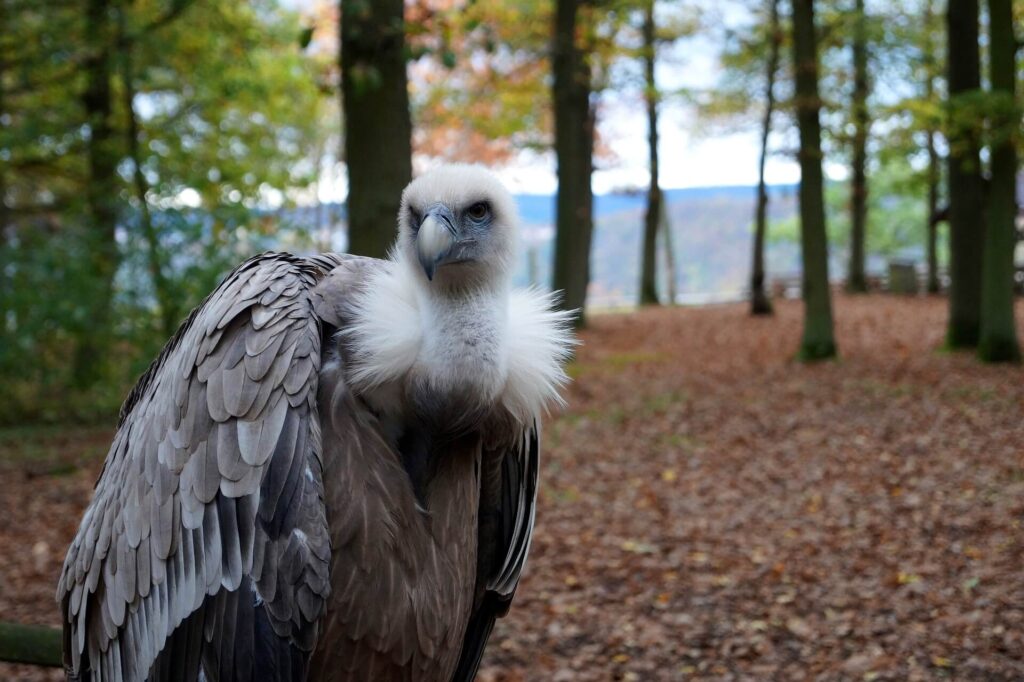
[0,621,62,668]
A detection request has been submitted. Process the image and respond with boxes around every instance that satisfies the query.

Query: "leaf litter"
[2,295,1022,681]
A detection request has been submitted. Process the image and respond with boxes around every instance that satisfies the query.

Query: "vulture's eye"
[409,207,422,230]
[466,202,490,223]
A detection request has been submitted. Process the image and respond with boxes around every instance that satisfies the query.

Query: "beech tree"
[639,0,661,306]
[846,0,868,293]
[751,0,782,316]
[977,0,1020,363]
[945,0,984,348]
[791,0,836,361]
[552,0,595,325]
[340,0,413,258]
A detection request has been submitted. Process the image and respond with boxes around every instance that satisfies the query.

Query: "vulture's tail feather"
[147,602,206,681]
[198,579,310,682]
[450,592,508,682]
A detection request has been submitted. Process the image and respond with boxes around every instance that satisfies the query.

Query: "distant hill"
[514,185,798,227]
[510,185,801,306]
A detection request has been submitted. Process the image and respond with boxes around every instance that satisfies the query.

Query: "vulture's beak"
[416,203,459,281]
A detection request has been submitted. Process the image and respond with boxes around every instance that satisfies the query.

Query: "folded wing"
[58,252,342,681]
[451,423,540,681]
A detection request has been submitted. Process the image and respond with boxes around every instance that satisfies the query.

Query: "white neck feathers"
[342,257,574,425]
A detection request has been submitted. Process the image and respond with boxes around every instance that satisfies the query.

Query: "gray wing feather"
[59,252,342,680]
[451,422,540,682]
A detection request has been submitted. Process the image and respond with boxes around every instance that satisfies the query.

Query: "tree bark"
[552,0,595,325]
[945,0,984,348]
[0,0,7,241]
[639,0,660,306]
[118,3,177,338]
[340,0,412,259]
[926,127,940,293]
[846,0,868,293]
[791,0,836,361]
[751,0,781,316]
[73,0,120,388]
[977,0,1020,362]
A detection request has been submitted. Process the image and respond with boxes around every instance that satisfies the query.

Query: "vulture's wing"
[451,423,540,681]
[58,252,344,681]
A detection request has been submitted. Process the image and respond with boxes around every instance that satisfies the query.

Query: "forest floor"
[1,294,1023,681]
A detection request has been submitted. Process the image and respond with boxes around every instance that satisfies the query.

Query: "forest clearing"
[4,294,1021,681]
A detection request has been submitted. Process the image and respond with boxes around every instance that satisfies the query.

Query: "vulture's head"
[398,164,517,290]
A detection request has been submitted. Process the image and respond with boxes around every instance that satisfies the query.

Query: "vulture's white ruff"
[344,259,574,426]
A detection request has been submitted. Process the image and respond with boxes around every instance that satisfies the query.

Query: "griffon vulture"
[58,165,574,681]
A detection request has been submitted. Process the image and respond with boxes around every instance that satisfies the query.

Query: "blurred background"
[2,0,1023,680]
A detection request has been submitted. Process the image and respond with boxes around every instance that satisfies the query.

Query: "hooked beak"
[416,204,458,281]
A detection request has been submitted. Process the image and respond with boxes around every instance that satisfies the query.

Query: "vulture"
[57,165,574,681]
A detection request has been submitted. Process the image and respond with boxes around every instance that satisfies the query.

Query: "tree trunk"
[791,0,837,361]
[926,127,940,293]
[552,0,595,325]
[924,0,940,295]
[118,4,177,338]
[846,0,868,293]
[945,0,984,348]
[0,1,7,241]
[73,0,120,388]
[639,0,660,306]
[977,0,1020,362]
[751,0,781,316]
[340,0,412,259]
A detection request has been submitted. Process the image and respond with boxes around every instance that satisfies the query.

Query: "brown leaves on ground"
[2,295,1023,681]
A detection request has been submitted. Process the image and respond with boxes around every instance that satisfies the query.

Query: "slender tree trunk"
[552,0,595,325]
[0,3,8,327]
[846,0,869,293]
[340,0,412,258]
[73,0,120,388]
[751,0,781,316]
[926,128,940,293]
[118,4,177,338]
[639,0,660,306]
[924,0,940,294]
[660,200,677,305]
[978,0,1020,362]
[0,5,8,242]
[791,0,836,361]
[945,0,984,348]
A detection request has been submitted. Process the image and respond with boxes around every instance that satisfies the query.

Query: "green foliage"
[696,0,791,134]
[768,158,939,264]
[127,1,326,207]
[0,0,331,424]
